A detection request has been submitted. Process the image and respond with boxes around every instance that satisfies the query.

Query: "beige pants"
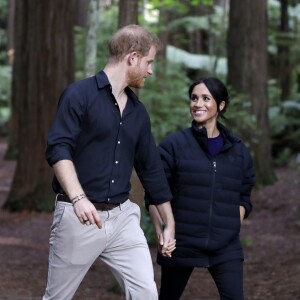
[43,199,157,300]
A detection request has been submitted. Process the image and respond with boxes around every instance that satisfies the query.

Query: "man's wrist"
[71,194,86,205]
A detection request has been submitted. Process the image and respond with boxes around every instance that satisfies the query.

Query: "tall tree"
[75,0,89,27]
[6,0,15,64]
[118,0,138,28]
[84,0,100,77]
[227,0,276,185]
[277,0,291,101]
[4,0,75,211]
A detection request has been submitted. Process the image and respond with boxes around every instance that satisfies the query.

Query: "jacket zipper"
[205,159,217,252]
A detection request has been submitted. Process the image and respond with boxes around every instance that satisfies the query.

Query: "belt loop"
[55,194,59,206]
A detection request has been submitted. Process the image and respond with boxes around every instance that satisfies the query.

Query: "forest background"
[0,0,300,299]
[0,0,299,211]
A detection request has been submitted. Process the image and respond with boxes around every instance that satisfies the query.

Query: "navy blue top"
[45,71,172,204]
[207,135,224,157]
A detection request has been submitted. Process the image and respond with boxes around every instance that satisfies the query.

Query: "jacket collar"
[191,120,241,151]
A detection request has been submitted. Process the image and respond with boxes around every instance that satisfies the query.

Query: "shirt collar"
[95,70,140,105]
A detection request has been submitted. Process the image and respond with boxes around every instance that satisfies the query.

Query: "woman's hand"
[240,206,246,223]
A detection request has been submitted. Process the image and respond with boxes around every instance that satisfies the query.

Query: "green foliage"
[140,61,191,143]
[0,0,8,64]
[268,1,300,85]
[74,26,87,79]
[0,0,8,22]
[74,5,118,80]
[241,236,253,248]
[269,93,300,166]
[0,65,12,129]
[222,88,257,149]
[150,0,213,14]
[141,207,157,246]
[166,4,228,59]
[0,28,7,64]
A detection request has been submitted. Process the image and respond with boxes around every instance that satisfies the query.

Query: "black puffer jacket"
[157,121,255,268]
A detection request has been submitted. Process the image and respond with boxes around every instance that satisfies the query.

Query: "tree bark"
[227,0,276,185]
[84,0,100,77]
[6,0,15,64]
[75,0,89,27]
[278,0,291,101]
[118,0,138,28]
[5,0,75,211]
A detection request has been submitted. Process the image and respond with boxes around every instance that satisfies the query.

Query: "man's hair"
[108,24,161,62]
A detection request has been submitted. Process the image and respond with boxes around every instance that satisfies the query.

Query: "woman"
[149,77,255,300]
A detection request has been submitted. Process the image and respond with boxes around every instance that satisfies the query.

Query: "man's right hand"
[73,198,102,228]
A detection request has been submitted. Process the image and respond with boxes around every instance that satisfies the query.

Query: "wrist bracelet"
[71,194,86,206]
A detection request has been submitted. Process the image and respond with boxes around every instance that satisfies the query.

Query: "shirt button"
[120,122,122,125]
[115,161,119,164]
[118,141,120,144]
[115,102,118,106]
[111,180,115,183]
[107,197,110,201]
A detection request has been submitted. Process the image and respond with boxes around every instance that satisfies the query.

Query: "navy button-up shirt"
[46,71,172,205]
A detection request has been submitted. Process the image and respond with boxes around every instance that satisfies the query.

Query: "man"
[43,24,175,300]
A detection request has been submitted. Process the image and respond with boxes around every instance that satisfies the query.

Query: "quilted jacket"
[157,121,255,267]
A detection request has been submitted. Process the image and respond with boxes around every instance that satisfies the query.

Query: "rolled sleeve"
[45,85,86,166]
[134,115,172,206]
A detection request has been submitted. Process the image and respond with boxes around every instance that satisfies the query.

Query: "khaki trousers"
[43,199,158,300]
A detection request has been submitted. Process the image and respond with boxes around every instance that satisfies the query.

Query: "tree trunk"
[4,0,17,160]
[84,0,100,77]
[227,0,276,186]
[118,0,138,28]
[6,0,15,64]
[278,0,290,101]
[75,0,89,27]
[4,0,75,211]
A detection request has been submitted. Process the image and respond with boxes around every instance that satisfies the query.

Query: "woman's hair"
[108,24,161,63]
[188,77,229,118]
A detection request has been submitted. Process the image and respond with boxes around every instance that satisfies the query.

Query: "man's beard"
[127,66,145,89]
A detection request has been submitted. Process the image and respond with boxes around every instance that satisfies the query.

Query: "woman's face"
[189,83,224,128]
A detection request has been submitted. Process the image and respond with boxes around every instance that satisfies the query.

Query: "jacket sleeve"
[240,145,255,218]
[143,135,175,210]
[158,139,176,189]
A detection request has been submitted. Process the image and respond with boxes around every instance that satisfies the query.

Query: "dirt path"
[0,140,300,299]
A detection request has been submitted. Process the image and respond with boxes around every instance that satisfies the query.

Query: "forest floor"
[0,138,300,300]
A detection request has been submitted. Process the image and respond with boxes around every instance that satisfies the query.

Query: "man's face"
[127,45,156,88]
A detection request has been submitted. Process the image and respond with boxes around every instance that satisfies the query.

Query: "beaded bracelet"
[71,194,86,206]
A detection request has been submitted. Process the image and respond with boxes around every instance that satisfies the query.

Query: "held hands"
[157,227,176,257]
[148,203,176,257]
[73,198,102,228]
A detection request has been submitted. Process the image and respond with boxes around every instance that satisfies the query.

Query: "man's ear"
[127,51,137,65]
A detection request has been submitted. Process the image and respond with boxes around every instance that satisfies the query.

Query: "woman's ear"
[219,101,225,111]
